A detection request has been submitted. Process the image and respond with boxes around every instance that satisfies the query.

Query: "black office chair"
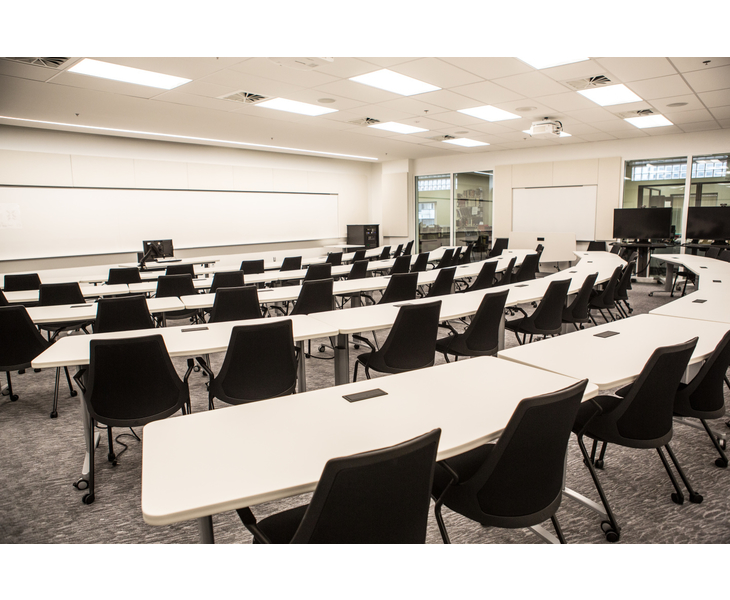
[325,252,343,266]
[0,290,8,306]
[154,274,201,325]
[236,429,441,544]
[3,273,41,292]
[719,249,730,263]
[410,252,430,273]
[303,263,332,282]
[512,253,540,283]
[588,266,622,324]
[280,256,302,271]
[402,240,414,256]
[375,246,391,261]
[459,243,474,265]
[337,260,370,308]
[106,267,142,285]
[389,255,411,275]
[436,289,509,362]
[392,244,404,258]
[449,247,462,268]
[165,263,195,277]
[432,379,587,544]
[37,282,93,341]
[572,337,701,542]
[73,335,192,504]
[353,301,441,381]
[489,238,508,258]
[208,286,263,323]
[673,331,730,468]
[705,247,720,259]
[610,244,621,255]
[494,256,517,287]
[459,261,497,293]
[614,261,636,316]
[505,279,571,345]
[562,272,598,331]
[431,249,454,270]
[197,319,298,410]
[587,241,608,252]
[423,266,455,298]
[94,295,154,333]
[240,259,265,275]
[352,250,367,262]
[374,272,418,305]
[290,279,334,316]
[209,270,245,294]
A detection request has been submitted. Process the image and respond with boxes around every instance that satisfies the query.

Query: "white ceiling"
[1,56,729,162]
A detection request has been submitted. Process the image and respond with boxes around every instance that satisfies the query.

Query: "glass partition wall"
[454,171,493,251]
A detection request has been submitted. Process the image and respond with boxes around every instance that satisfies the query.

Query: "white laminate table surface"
[649,288,730,324]
[25,297,185,324]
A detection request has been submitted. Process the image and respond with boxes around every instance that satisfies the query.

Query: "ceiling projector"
[529,120,563,137]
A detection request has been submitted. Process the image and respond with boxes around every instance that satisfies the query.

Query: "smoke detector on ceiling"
[218,90,270,104]
[5,57,70,68]
[268,57,334,71]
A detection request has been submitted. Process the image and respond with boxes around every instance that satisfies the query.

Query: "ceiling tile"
[450,80,524,104]
[670,57,730,73]
[610,129,649,139]
[391,58,482,89]
[94,57,248,80]
[538,60,608,81]
[374,96,450,116]
[650,94,708,113]
[0,58,64,82]
[678,121,722,133]
[358,58,418,68]
[313,79,402,103]
[413,89,482,111]
[563,107,622,124]
[698,89,730,108]
[49,71,161,99]
[493,71,570,97]
[667,109,715,124]
[310,57,384,79]
[533,91,598,112]
[151,91,242,113]
[710,105,730,120]
[625,75,693,100]
[441,57,533,80]
[198,69,301,98]
[593,57,677,82]
[643,125,684,136]
[227,58,340,88]
[580,132,619,142]
[282,88,368,111]
[683,65,730,93]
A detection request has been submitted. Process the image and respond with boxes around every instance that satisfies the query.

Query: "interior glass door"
[454,171,493,253]
[416,174,451,252]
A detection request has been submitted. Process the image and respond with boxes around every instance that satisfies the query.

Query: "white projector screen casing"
[0,186,339,260]
[512,185,597,241]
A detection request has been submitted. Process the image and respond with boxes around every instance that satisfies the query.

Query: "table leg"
[334,333,350,385]
[351,293,361,308]
[296,341,307,393]
[498,313,506,351]
[664,262,676,293]
[198,516,215,543]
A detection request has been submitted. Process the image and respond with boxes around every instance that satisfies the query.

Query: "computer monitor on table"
[686,206,730,242]
[141,239,174,263]
[612,208,672,240]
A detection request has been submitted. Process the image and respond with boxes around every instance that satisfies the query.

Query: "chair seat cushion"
[504,317,525,332]
[432,444,493,499]
[571,394,623,436]
[255,504,308,544]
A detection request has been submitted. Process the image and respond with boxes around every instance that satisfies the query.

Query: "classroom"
[1,46,729,589]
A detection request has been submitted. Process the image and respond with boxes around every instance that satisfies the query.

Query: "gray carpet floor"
[1,277,729,546]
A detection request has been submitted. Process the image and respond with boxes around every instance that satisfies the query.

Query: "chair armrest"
[352,334,376,352]
[183,358,195,383]
[73,367,88,393]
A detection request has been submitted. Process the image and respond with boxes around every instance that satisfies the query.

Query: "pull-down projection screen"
[0,186,339,261]
[512,186,597,241]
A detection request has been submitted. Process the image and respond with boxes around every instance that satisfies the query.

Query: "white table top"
[141,355,597,526]
[25,297,185,324]
[498,313,730,390]
[3,283,132,304]
[31,314,338,369]
[653,254,730,291]
[650,288,730,324]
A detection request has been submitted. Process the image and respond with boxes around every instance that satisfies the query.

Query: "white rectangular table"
[141,355,597,542]
[650,289,730,324]
[25,297,185,324]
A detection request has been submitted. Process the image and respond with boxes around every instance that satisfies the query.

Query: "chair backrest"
[587,241,608,252]
[290,429,441,543]
[495,256,517,286]
[379,272,418,304]
[107,267,142,285]
[392,244,404,258]
[165,263,195,277]
[403,240,414,255]
[0,289,8,306]
[38,282,85,306]
[85,335,189,427]
[155,274,196,298]
[347,260,369,281]
[512,253,540,283]
[489,238,508,258]
[610,245,621,254]
[209,286,263,323]
[303,263,332,282]
[376,301,441,372]
[325,252,343,266]
[434,248,454,270]
[210,319,297,405]
[564,272,598,321]
[352,250,367,262]
[460,243,473,265]
[425,266,455,298]
[450,247,462,267]
[718,249,730,263]
[410,252,430,273]
[0,305,49,369]
[280,256,302,271]
[534,244,544,260]
[610,338,698,445]
[3,273,41,292]
[461,289,509,355]
[457,379,587,528]
[705,247,720,259]
[240,259,265,275]
[377,246,391,260]
[290,278,334,315]
[592,266,622,308]
[614,262,635,302]
[390,255,411,275]
[467,261,498,292]
[676,330,730,416]
[210,270,245,294]
[94,295,154,333]
[522,279,571,335]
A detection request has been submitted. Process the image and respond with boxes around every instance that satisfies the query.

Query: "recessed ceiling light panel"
[517,56,590,69]
[458,105,520,122]
[67,58,191,90]
[349,69,440,96]
[577,84,642,106]
[256,98,338,116]
[368,122,428,134]
[624,115,674,128]
[443,138,489,147]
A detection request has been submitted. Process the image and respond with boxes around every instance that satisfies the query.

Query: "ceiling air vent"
[348,117,381,126]
[429,134,456,141]
[618,108,655,118]
[219,90,270,104]
[5,57,70,68]
[564,74,612,91]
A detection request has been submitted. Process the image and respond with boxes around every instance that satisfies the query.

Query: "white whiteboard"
[512,186,597,241]
[0,186,339,261]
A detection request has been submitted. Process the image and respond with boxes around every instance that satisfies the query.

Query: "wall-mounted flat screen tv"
[613,208,672,239]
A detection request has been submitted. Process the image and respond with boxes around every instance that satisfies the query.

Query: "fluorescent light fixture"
[522,130,572,137]
[518,56,589,69]
[349,69,440,96]
[443,138,489,147]
[624,115,673,128]
[368,122,428,134]
[256,98,337,116]
[0,116,377,161]
[67,58,191,90]
[577,84,642,106]
[458,105,520,122]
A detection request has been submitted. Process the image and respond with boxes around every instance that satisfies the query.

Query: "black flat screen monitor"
[142,239,174,260]
[686,206,730,240]
[613,208,672,240]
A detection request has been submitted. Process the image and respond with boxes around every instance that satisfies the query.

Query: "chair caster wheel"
[671,492,684,505]
[354,344,360,350]
[600,521,620,542]
[82,493,95,505]
[648,292,654,297]
[73,478,88,490]
[50,411,58,419]
[318,345,326,353]
[18,369,26,374]
[595,459,604,469]
[70,390,78,397]
[193,365,201,373]
[11,394,19,401]
[715,457,728,468]
[689,492,703,504]
[34,368,41,373]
